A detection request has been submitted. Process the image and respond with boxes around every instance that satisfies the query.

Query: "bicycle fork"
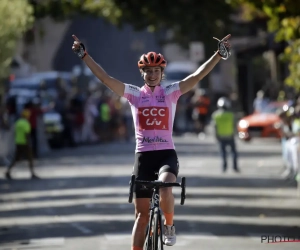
[150,188,164,250]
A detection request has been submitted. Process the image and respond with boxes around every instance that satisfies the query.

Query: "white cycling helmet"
[217,97,231,109]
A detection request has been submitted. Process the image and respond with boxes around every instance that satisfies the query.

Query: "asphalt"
[0,134,299,250]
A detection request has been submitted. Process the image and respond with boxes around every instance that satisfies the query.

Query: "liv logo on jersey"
[138,107,169,130]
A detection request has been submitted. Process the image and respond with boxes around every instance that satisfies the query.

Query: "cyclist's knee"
[136,212,149,225]
[134,198,150,224]
[159,172,176,182]
[159,172,175,200]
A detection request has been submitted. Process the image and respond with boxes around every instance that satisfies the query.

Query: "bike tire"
[152,207,163,250]
[143,225,150,250]
[143,212,154,250]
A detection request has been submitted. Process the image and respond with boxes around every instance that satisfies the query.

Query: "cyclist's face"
[143,67,162,86]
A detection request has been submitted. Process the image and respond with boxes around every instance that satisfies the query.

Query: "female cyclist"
[72,34,231,250]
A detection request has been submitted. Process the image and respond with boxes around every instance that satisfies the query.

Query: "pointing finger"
[222,34,231,41]
[72,34,80,42]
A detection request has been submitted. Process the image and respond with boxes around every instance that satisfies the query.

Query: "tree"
[0,0,34,79]
[28,0,235,89]
[30,0,234,55]
[228,0,300,91]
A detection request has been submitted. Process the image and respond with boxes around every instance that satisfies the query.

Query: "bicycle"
[128,174,186,250]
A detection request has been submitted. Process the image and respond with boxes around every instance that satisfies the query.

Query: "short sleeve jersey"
[123,82,182,152]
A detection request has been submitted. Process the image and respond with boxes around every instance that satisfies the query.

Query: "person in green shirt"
[5,109,38,179]
[97,95,112,142]
[212,97,239,172]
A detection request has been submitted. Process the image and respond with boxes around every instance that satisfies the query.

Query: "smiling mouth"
[148,78,158,83]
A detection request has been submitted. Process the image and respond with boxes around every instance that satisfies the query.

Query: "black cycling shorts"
[132,149,179,198]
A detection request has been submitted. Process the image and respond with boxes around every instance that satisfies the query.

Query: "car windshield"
[261,104,282,114]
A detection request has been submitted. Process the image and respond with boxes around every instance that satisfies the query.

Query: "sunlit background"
[0,1,300,249]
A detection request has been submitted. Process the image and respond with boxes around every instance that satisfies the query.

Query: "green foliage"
[283,39,300,91]
[227,0,300,91]
[30,0,123,23]
[30,0,234,55]
[0,0,34,79]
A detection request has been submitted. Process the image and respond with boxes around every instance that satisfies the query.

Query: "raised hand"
[72,34,87,59]
[213,34,231,60]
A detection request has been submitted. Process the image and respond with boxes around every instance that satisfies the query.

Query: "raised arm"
[72,35,125,97]
[179,34,231,95]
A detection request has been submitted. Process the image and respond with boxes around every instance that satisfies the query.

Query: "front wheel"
[143,225,152,250]
[144,209,154,250]
[152,207,163,250]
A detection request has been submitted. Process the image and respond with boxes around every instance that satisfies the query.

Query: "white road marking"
[29,237,65,246]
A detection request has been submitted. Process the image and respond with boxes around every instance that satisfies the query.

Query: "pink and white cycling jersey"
[123,82,182,152]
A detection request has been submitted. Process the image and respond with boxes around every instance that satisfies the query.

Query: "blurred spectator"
[110,96,122,141]
[120,96,134,141]
[278,107,294,178]
[192,89,210,135]
[253,90,269,113]
[98,94,112,142]
[82,92,99,143]
[63,101,77,147]
[212,97,239,173]
[184,89,196,132]
[24,98,53,158]
[5,96,17,125]
[277,90,286,102]
[0,105,9,130]
[5,109,39,180]
[39,80,54,105]
[72,98,84,144]
[53,91,76,147]
[284,104,300,179]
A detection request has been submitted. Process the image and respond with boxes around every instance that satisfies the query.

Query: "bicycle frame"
[149,185,164,248]
[149,183,161,210]
[128,175,186,250]
[143,184,164,250]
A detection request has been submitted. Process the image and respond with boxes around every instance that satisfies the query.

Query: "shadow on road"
[0,175,296,194]
[38,141,282,163]
[1,220,300,244]
[1,141,298,245]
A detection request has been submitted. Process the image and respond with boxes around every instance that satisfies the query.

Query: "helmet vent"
[150,53,155,61]
[143,55,149,63]
[155,56,161,63]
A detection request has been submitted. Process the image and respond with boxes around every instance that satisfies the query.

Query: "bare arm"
[72,35,125,96]
[179,53,221,95]
[82,55,125,96]
[179,34,231,95]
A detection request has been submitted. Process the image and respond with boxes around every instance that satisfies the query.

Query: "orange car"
[237,102,287,141]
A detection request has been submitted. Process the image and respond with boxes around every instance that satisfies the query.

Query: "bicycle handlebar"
[128,175,186,205]
[136,180,181,188]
